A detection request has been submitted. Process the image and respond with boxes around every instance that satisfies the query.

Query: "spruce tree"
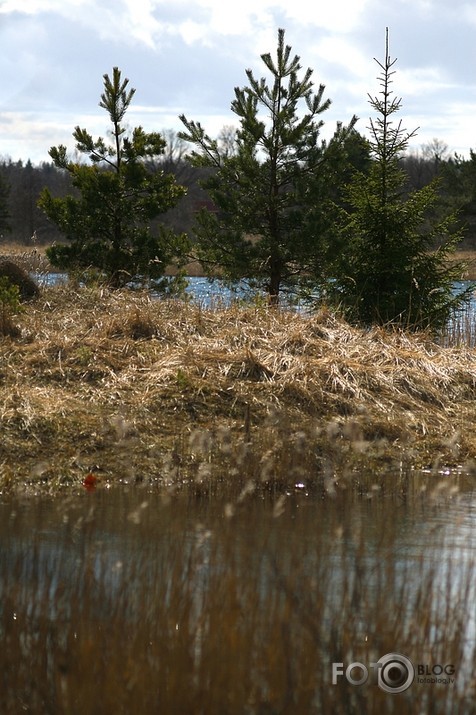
[327,30,471,331]
[39,68,188,288]
[179,28,357,305]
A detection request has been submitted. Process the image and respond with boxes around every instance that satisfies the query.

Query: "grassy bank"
[0,242,206,278]
[448,249,476,280]
[1,283,476,492]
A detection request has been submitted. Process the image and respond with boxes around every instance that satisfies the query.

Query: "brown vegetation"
[1,283,476,491]
[3,241,474,279]
[0,311,21,339]
[449,249,476,280]
[0,242,207,278]
[0,243,51,273]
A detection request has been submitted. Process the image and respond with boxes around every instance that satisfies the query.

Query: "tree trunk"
[267,257,281,306]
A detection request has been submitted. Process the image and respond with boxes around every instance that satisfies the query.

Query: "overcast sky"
[1,0,475,165]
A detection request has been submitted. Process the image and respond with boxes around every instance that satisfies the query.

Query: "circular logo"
[377,653,415,693]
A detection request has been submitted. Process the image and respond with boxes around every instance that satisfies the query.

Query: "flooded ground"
[1,472,475,714]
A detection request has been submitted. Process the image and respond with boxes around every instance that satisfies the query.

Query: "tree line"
[0,28,474,329]
[2,134,474,248]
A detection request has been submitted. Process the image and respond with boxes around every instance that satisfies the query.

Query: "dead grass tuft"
[105,304,157,340]
[0,243,51,273]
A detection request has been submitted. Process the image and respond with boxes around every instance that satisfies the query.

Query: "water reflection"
[1,475,475,713]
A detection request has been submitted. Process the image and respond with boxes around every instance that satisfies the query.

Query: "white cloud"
[108,0,164,48]
[0,0,63,12]
[397,66,453,97]
[0,0,165,48]
[0,0,89,15]
[183,0,370,36]
[315,36,369,72]
[278,0,371,33]
[176,19,205,46]
[462,2,476,25]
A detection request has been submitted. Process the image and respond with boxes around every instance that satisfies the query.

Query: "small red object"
[83,472,98,491]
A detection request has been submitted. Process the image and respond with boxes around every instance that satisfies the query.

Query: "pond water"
[35,272,256,307]
[1,473,476,714]
[35,271,476,315]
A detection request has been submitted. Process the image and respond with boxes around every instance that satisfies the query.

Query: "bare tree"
[402,138,449,190]
[217,125,238,158]
[421,137,449,165]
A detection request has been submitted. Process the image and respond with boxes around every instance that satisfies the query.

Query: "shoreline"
[3,243,476,281]
[0,242,207,278]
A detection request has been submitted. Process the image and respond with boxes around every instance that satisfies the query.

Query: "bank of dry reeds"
[0,242,206,278]
[1,283,476,490]
[0,243,51,274]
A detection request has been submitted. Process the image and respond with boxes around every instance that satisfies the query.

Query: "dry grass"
[0,241,207,277]
[0,242,51,273]
[1,283,476,490]
[3,241,475,277]
[449,250,476,280]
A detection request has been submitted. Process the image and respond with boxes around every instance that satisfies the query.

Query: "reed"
[0,242,51,274]
[440,304,476,348]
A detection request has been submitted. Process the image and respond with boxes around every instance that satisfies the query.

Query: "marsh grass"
[440,305,476,348]
[0,482,474,714]
[0,243,51,275]
[450,250,476,281]
[0,241,207,279]
[2,284,476,490]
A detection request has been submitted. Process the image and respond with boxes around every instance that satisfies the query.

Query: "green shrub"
[0,276,22,337]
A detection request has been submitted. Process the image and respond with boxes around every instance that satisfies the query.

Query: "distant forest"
[0,130,211,248]
[1,131,476,250]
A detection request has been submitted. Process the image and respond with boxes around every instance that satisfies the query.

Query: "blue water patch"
[31,272,476,319]
[183,277,252,306]
[32,271,259,308]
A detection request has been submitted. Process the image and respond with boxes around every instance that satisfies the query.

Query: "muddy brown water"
[1,473,475,713]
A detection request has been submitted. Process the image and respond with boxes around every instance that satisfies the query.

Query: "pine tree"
[327,30,472,331]
[39,68,188,288]
[179,28,357,305]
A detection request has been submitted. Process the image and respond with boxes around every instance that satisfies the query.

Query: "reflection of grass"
[2,283,476,490]
[0,482,474,714]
